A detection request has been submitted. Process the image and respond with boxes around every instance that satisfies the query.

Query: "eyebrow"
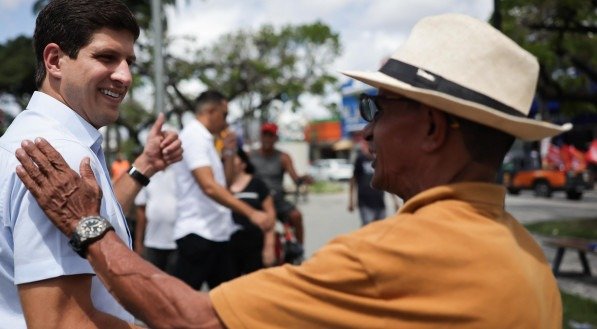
[92,49,136,63]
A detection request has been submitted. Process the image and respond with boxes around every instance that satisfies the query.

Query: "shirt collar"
[398,182,506,214]
[27,91,102,150]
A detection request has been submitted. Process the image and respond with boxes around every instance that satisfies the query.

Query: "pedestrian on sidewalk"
[16,13,570,328]
[348,141,388,226]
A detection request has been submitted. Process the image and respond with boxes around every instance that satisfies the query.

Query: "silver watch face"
[76,217,109,240]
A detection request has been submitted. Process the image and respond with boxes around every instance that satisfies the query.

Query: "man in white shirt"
[134,167,178,273]
[173,90,273,289]
[0,0,182,328]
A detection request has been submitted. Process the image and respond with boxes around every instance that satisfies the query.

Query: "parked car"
[309,158,353,182]
[503,169,591,200]
[501,147,592,200]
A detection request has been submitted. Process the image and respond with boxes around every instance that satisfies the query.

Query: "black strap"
[378,59,524,118]
[128,166,150,186]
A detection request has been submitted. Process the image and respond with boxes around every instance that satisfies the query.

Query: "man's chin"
[93,113,120,128]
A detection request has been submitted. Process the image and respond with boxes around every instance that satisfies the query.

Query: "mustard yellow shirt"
[211,183,562,328]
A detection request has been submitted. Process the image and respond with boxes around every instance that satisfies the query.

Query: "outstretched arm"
[280,152,313,185]
[15,138,224,329]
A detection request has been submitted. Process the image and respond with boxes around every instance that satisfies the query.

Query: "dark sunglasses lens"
[359,96,376,122]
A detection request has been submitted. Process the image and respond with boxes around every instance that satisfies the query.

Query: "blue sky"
[0,0,36,43]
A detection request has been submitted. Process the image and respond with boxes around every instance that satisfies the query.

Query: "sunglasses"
[360,93,461,129]
[359,93,404,122]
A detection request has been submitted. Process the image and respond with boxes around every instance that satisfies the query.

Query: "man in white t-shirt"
[134,167,178,273]
[173,90,274,289]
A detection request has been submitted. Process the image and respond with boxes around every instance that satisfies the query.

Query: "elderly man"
[14,14,566,328]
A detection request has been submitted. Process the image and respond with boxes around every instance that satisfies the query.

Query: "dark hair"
[195,90,227,114]
[456,116,515,169]
[236,147,255,174]
[33,0,140,88]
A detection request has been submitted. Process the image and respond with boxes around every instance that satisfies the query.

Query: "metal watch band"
[128,166,150,186]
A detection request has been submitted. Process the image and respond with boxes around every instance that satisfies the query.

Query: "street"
[506,189,597,224]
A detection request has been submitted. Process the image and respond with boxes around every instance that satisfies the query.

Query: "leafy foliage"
[0,36,36,108]
[172,22,341,121]
[498,0,596,116]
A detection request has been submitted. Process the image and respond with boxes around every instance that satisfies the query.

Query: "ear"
[43,43,64,80]
[421,107,449,152]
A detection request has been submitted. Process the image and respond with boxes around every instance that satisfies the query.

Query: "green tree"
[0,36,36,108]
[496,0,596,117]
[169,22,341,122]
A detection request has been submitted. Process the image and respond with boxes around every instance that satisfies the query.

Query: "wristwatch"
[69,216,114,258]
[128,166,150,186]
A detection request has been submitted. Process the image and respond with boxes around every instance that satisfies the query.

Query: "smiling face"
[55,28,135,128]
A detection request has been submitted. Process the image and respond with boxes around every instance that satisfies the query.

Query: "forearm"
[222,155,235,187]
[205,183,256,218]
[87,231,223,329]
[263,228,275,249]
[113,175,144,215]
[348,178,356,205]
[113,157,156,215]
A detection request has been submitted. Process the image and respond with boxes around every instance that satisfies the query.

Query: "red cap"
[261,122,278,135]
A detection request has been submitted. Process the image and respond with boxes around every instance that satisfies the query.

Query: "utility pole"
[151,0,165,114]
[491,0,502,30]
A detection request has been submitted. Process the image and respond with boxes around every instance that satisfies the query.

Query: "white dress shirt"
[0,91,133,328]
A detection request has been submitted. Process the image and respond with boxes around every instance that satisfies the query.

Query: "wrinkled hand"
[138,113,183,175]
[249,210,275,231]
[14,138,102,237]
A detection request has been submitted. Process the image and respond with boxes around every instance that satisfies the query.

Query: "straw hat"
[341,13,572,141]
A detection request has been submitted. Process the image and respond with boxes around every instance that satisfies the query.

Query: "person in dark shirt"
[349,142,387,225]
[229,148,276,274]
